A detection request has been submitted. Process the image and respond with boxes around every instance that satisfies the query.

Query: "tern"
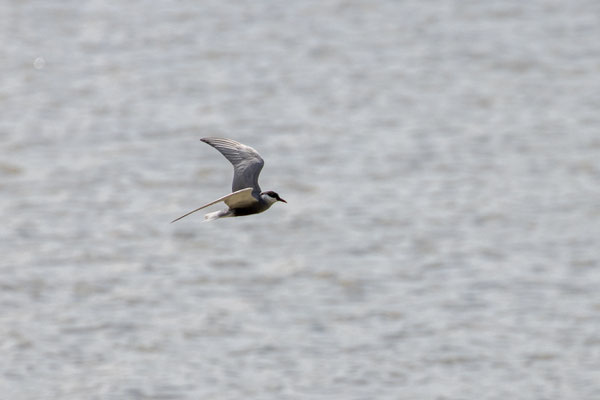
[171,137,286,223]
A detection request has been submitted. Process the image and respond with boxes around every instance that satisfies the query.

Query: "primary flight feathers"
[201,137,265,196]
[170,188,256,223]
[171,138,286,223]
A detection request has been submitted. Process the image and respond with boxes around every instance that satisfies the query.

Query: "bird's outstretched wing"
[171,188,256,223]
[201,137,265,195]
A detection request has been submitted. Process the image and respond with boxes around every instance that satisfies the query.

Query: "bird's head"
[260,191,287,205]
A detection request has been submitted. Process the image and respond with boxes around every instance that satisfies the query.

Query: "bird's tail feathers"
[204,209,233,222]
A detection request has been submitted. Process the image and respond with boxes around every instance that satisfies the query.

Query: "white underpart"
[204,209,233,221]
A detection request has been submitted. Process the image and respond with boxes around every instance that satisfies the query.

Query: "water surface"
[1,1,600,399]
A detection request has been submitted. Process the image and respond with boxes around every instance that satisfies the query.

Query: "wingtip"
[200,137,222,145]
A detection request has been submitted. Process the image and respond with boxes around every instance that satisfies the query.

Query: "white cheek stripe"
[261,194,278,205]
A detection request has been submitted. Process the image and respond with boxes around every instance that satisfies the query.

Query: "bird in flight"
[171,138,286,223]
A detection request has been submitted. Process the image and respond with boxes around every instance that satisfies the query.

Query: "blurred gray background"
[1,1,600,399]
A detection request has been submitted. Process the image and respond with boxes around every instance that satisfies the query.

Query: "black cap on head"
[262,191,287,203]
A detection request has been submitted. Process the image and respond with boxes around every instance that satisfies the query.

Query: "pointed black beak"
[279,197,287,203]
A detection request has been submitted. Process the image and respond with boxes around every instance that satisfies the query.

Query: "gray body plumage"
[200,138,265,198]
[171,137,286,223]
